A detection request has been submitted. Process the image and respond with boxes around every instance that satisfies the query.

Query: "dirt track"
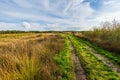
[69,41,87,80]
[86,46,120,77]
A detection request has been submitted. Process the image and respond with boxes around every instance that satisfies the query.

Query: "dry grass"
[0,33,64,80]
[75,21,120,54]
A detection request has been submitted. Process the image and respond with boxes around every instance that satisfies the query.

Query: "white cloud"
[96,12,120,22]
[1,0,120,31]
[22,22,31,29]
[0,22,22,30]
[0,0,95,31]
[87,0,120,28]
[13,0,33,8]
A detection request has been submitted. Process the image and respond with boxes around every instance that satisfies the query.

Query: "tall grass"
[77,20,120,54]
[0,34,64,80]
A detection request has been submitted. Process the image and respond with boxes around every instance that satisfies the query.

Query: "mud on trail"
[69,40,87,80]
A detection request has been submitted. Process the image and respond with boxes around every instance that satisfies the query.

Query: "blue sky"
[0,0,120,31]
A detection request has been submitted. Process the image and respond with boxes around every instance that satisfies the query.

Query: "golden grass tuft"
[0,33,64,80]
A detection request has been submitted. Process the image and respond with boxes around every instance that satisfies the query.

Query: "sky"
[0,0,120,31]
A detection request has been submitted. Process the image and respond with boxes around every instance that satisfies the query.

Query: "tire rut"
[86,46,120,77]
[69,40,87,80]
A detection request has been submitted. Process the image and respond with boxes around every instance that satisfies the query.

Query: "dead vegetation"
[0,33,64,80]
[75,20,120,54]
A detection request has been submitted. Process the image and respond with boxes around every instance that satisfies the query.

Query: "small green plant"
[76,37,120,66]
[55,36,75,80]
[69,35,119,80]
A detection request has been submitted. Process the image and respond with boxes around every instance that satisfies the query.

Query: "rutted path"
[69,40,87,80]
[86,46,120,77]
[68,35,120,79]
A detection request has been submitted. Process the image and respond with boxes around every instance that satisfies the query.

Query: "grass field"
[0,32,120,80]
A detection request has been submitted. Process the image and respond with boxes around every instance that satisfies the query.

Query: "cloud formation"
[88,0,120,25]
[22,22,31,29]
[0,0,120,31]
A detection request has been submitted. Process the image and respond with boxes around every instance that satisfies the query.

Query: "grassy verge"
[75,36,120,66]
[69,35,119,80]
[55,36,75,80]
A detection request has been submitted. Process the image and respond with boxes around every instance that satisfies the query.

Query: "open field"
[0,32,120,80]
[1,0,120,80]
